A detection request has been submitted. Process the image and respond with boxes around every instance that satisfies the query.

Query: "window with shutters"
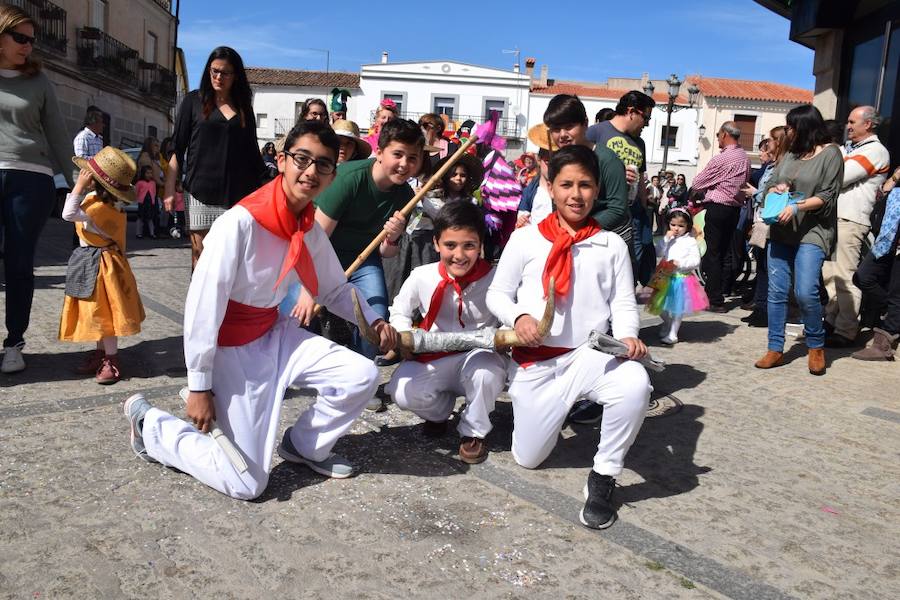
[733,114,758,151]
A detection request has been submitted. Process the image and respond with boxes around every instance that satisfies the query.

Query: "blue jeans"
[347,253,389,359]
[1,169,55,348]
[631,204,656,286]
[767,241,826,351]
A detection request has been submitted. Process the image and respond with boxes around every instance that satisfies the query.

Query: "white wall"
[357,62,531,139]
[252,85,363,143]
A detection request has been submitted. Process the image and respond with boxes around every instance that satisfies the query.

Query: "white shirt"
[486,223,640,349]
[389,262,498,333]
[838,135,890,227]
[61,192,115,244]
[530,185,553,225]
[185,205,381,391]
[655,233,701,273]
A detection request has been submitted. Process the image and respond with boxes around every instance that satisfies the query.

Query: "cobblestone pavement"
[2,217,899,599]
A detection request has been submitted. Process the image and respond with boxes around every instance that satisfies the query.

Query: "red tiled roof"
[246,67,359,88]
[687,76,812,104]
[532,76,813,105]
[530,81,693,105]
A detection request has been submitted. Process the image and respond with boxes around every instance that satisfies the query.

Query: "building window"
[433,96,456,119]
[257,113,268,128]
[733,114,757,151]
[484,99,505,120]
[661,125,678,148]
[383,93,404,115]
[91,0,107,30]
[145,32,158,64]
[147,125,158,139]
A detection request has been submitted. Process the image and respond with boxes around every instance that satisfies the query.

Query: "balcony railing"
[138,62,176,102]
[8,0,67,54]
[395,112,521,138]
[76,27,139,85]
[152,0,173,12]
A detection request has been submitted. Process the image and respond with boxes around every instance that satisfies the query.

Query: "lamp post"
[643,74,700,174]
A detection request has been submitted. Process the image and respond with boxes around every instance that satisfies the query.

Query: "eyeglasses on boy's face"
[5,31,36,46]
[283,150,336,175]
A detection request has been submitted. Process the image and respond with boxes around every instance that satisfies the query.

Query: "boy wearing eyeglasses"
[123,121,399,500]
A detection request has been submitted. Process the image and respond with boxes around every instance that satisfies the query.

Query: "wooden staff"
[343,134,480,277]
[311,134,480,317]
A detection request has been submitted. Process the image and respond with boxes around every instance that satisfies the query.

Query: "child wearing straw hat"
[60,146,146,384]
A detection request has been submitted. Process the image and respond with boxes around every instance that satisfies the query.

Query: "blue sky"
[179,0,813,90]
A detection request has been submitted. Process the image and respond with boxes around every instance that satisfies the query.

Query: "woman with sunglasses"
[164,46,266,269]
[0,5,74,373]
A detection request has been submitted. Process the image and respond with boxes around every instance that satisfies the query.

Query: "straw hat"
[527,123,559,151]
[72,146,136,203]
[332,119,372,159]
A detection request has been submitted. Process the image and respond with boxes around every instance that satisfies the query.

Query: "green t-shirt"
[315,158,414,268]
[590,145,630,232]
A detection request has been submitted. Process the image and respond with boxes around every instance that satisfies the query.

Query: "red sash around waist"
[217,300,278,347]
[511,345,574,368]
[413,351,462,363]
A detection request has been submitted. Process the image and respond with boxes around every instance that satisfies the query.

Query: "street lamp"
[644,74,700,173]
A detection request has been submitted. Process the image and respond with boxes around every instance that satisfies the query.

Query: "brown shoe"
[75,348,104,374]
[807,348,826,376]
[422,420,448,438]
[754,351,784,369]
[852,328,898,361]
[95,354,121,385]
[459,436,488,464]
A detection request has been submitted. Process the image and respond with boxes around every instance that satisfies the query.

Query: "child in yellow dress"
[59,146,145,384]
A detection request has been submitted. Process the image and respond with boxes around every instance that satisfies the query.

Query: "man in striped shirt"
[72,108,104,160]
[690,122,751,311]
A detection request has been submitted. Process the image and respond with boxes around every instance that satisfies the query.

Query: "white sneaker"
[660,336,678,346]
[1,344,25,374]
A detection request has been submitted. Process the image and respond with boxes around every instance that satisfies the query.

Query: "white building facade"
[356,57,532,149]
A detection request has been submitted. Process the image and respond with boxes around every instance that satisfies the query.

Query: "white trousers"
[823,218,869,339]
[386,349,507,439]
[143,320,378,500]
[508,345,650,476]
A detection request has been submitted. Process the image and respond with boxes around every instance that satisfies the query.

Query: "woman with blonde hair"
[0,4,74,373]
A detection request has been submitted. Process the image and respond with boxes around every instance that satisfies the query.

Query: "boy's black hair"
[433,200,486,243]
[378,118,426,151]
[283,120,340,162]
[543,94,588,128]
[666,207,693,230]
[614,90,656,116]
[547,144,600,184]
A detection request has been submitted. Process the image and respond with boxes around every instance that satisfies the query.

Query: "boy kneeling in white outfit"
[122,121,398,500]
[486,145,651,529]
[386,201,507,464]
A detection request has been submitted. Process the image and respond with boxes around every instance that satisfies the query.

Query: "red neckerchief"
[238,175,318,295]
[419,259,492,332]
[537,213,601,298]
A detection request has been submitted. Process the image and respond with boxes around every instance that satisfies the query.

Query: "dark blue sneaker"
[568,399,604,425]
[580,471,617,529]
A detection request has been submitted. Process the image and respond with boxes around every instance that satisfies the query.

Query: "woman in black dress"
[163,47,265,269]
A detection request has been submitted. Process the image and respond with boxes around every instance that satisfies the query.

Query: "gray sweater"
[0,70,74,187]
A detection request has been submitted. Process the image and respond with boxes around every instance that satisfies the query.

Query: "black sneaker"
[568,399,604,424]
[580,471,617,529]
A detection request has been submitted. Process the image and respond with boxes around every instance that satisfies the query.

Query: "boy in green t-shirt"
[299,119,424,362]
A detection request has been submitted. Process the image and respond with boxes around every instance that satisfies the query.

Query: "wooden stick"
[342,134,480,278]
[311,134,481,318]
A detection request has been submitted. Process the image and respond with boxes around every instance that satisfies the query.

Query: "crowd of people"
[2,23,899,531]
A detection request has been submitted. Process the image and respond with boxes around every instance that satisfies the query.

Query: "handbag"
[748,221,769,248]
[761,191,805,224]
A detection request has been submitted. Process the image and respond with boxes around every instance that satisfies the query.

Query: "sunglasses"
[5,31,36,46]
[209,67,234,79]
